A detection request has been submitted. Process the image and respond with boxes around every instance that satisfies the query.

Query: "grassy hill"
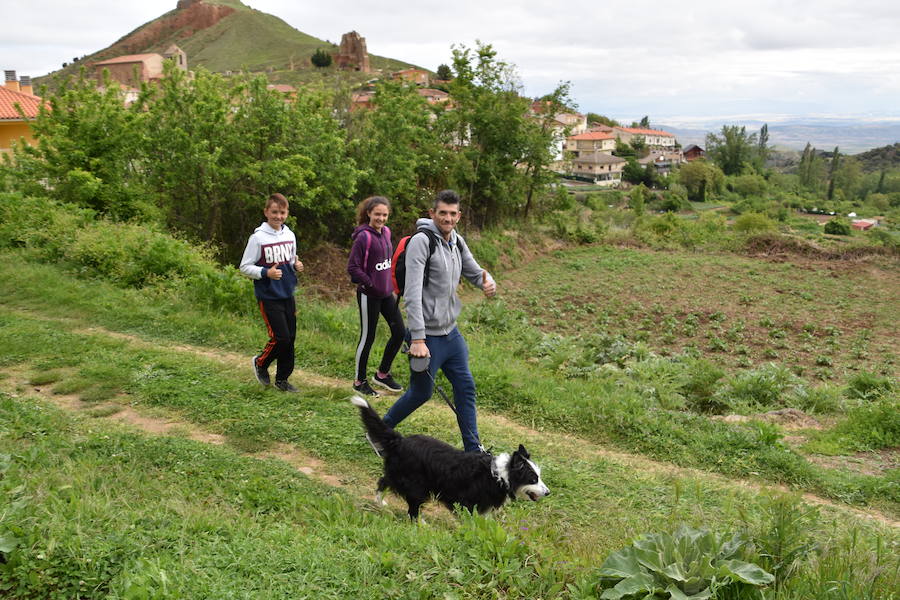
[35,0,419,88]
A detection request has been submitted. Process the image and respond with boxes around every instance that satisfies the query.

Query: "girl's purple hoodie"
[347,224,394,298]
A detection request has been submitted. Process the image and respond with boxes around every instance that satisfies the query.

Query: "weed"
[845,371,894,400]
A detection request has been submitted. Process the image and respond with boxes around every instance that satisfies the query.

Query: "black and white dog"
[350,396,550,520]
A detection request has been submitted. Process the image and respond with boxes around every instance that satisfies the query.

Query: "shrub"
[717,364,798,412]
[845,371,894,400]
[680,358,727,413]
[823,218,851,235]
[733,212,777,234]
[826,397,900,452]
[729,173,768,198]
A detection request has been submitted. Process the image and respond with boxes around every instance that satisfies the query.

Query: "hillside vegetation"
[35,0,416,88]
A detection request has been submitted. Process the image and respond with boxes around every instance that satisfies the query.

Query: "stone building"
[334,31,370,73]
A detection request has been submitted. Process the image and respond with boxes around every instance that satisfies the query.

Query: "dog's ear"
[516,444,529,459]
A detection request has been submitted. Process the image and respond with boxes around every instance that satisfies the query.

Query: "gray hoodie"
[403,218,492,340]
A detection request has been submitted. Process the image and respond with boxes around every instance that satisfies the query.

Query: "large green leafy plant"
[598,524,774,599]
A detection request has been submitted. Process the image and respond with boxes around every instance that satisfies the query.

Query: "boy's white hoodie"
[239,222,299,300]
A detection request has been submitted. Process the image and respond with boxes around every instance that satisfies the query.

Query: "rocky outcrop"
[107,0,236,56]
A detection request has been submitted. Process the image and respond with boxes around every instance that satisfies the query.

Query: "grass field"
[0,242,897,598]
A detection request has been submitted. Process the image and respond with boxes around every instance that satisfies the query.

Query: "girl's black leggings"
[355,290,405,382]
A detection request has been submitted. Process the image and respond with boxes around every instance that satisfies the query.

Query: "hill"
[854,142,900,172]
[35,0,418,88]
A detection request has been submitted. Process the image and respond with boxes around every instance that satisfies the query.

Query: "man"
[381,190,496,452]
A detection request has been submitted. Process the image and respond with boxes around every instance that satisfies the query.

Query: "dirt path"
[6,316,898,529]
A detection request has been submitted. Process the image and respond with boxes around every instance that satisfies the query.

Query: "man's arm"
[457,235,496,296]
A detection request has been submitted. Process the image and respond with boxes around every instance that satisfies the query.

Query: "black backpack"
[391,227,441,296]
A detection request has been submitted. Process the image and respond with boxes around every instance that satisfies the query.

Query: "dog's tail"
[350,395,402,452]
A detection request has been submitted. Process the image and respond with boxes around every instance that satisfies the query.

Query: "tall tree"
[755,123,770,171]
[348,79,448,228]
[436,64,452,80]
[6,69,151,220]
[826,147,841,201]
[441,42,564,226]
[705,125,757,176]
[797,142,823,191]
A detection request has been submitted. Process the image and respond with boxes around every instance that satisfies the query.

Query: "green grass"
[0,246,898,597]
[0,249,897,514]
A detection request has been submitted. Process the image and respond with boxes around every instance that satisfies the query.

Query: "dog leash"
[404,344,489,454]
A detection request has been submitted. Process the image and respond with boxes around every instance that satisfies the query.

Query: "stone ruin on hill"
[334,31,370,73]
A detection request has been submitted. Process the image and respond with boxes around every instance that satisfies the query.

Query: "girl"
[347,196,405,395]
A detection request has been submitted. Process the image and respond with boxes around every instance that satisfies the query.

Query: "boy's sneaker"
[274,380,299,393]
[252,355,270,386]
[365,433,384,458]
[372,373,403,392]
[353,380,379,396]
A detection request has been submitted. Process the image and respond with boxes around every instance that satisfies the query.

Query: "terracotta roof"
[0,86,43,120]
[574,153,626,165]
[267,84,296,93]
[93,54,160,66]
[615,126,674,137]
[570,131,614,140]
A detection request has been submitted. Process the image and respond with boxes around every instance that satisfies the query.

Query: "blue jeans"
[382,327,481,452]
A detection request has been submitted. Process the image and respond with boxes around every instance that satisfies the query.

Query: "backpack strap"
[362,229,373,272]
[415,227,441,288]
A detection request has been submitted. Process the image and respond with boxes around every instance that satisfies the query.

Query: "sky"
[5,0,900,126]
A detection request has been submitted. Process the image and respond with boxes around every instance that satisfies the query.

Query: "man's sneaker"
[372,372,403,393]
[252,355,270,386]
[353,380,379,396]
[274,380,299,393]
[365,432,384,458]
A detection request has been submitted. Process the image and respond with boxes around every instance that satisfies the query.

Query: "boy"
[239,193,305,392]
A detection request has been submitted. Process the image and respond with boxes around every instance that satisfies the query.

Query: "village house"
[683,144,705,161]
[416,88,450,105]
[391,68,429,86]
[565,130,625,185]
[0,71,42,155]
[92,44,187,88]
[612,126,678,152]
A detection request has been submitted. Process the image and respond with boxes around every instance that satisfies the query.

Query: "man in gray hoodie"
[381,190,496,452]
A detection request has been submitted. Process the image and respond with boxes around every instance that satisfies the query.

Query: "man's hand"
[294,258,304,272]
[409,339,430,358]
[267,264,283,280]
[482,270,497,298]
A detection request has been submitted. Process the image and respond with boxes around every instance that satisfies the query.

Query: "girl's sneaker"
[372,373,403,392]
[353,380,379,396]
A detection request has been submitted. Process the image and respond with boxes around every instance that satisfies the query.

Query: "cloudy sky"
[5,0,900,125]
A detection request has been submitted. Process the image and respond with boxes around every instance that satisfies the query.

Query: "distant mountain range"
[659,116,900,155]
[36,0,418,88]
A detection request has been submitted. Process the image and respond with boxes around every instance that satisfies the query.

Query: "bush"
[845,371,894,400]
[826,397,900,452]
[733,212,777,234]
[717,364,798,412]
[823,218,851,235]
[680,358,727,413]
